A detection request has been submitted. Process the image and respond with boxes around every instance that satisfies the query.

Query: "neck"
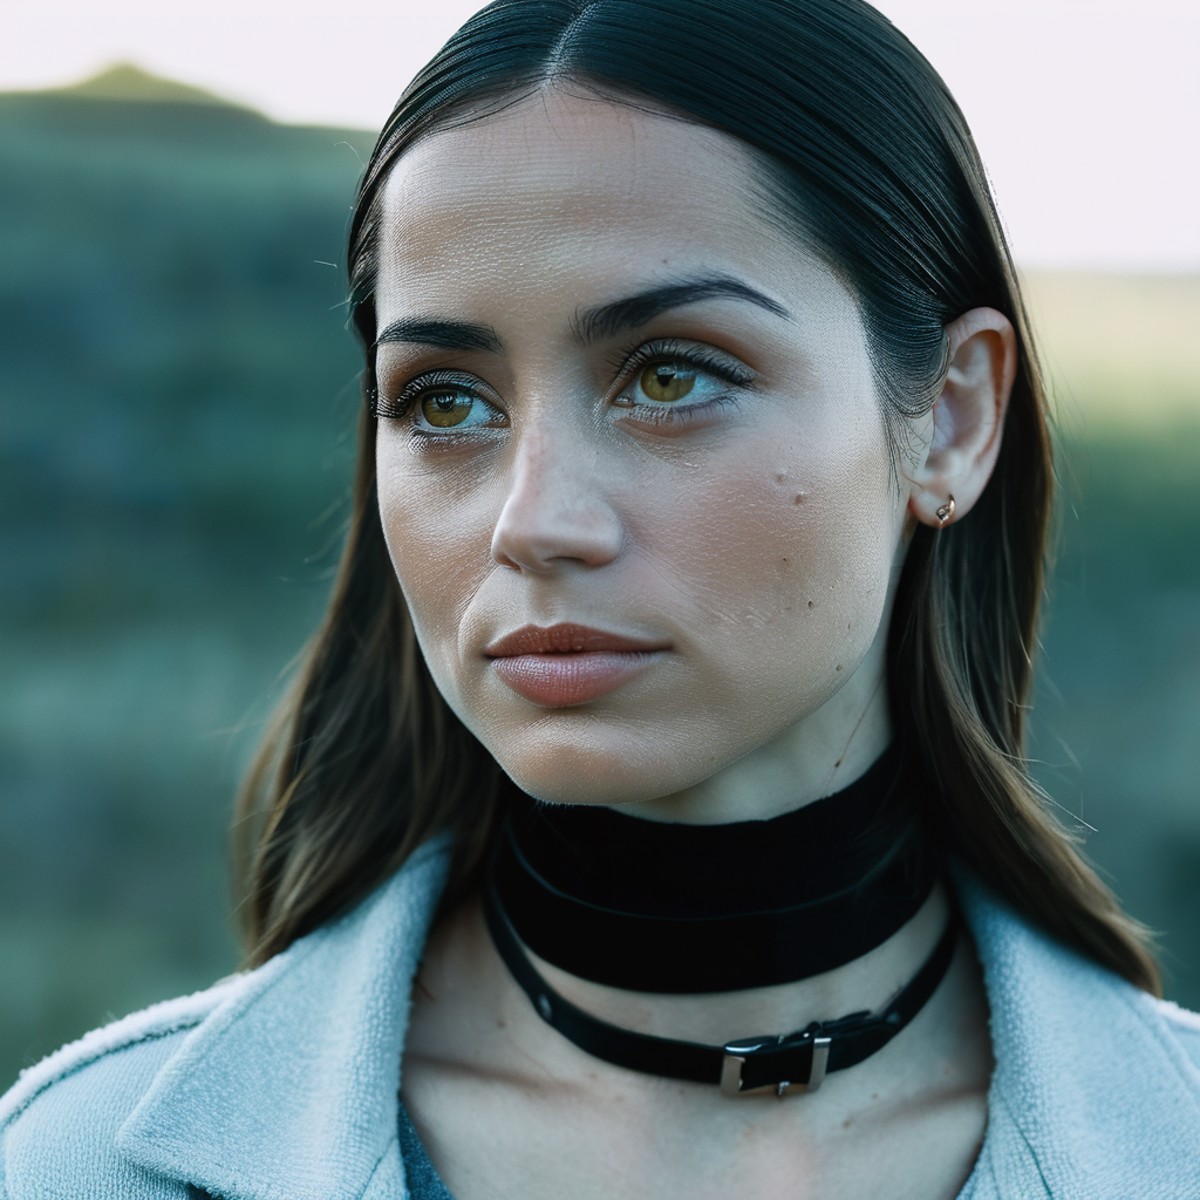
[482,741,954,1080]
[410,878,988,1137]
[630,662,893,824]
[516,881,955,1052]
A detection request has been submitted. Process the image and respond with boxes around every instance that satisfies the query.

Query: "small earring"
[935,495,956,525]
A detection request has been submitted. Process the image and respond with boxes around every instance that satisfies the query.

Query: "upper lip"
[484,623,671,657]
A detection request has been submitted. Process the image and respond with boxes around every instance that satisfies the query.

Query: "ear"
[906,307,1017,528]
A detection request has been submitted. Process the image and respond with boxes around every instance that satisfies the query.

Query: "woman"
[3,0,1197,1196]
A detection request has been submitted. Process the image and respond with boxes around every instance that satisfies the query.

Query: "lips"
[484,623,668,657]
[484,623,669,707]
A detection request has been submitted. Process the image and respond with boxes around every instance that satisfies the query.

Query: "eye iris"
[421,391,472,427]
[641,362,696,403]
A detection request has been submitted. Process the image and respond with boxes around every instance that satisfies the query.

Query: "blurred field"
[1,73,1197,1089]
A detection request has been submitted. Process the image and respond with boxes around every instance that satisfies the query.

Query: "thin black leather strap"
[484,884,959,1096]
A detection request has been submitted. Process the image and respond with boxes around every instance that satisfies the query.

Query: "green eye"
[640,362,697,403]
[420,391,475,427]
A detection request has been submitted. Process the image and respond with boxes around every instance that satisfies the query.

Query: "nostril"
[493,545,523,572]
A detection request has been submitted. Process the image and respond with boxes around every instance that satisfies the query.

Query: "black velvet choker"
[489,742,940,995]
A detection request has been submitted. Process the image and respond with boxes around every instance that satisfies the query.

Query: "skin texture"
[404,887,994,1200]
[375,88,1015,1198]
[374,90,1010,823]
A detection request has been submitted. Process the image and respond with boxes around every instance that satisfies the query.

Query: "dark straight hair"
[235,0,1159,992]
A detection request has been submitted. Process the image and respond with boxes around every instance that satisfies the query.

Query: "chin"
[499,760,677,809]
[488,724,711,809]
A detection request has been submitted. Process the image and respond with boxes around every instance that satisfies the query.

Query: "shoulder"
[959,866,1200,1065]
[0,836,451,1200]
[952,866,1200,1196]
[1151,995,1200,1073]
[0,977,240,1199]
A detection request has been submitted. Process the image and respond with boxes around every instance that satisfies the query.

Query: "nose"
[490,425,624,574]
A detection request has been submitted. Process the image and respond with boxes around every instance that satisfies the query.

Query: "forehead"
[385,90,753,202]
[375,89,830,311]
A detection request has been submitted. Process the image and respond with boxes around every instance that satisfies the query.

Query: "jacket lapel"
[956,869,1200,1197]
[116,837,1199,1199]
[117,836,452,1200]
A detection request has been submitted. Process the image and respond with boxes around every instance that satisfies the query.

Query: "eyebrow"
[374,318,502,353]
[373,272,791,354]
[572,274,792,344]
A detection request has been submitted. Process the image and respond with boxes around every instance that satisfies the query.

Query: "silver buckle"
[720,1031,832,1098]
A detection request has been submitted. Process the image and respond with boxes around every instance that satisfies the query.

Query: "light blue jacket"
[2,836,1199,1199]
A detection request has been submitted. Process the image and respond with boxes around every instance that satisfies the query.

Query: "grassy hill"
[0,75,376,1082]
[1022,270,1200,429]
[55,61,244,107]
[0,72,1197,1087]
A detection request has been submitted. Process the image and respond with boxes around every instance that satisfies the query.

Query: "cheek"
[656,430,900,697]
[375,437,496,657]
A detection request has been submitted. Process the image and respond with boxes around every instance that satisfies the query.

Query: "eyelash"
[370,369,485,422]
[610,338,754,426]
[370,338,756,429]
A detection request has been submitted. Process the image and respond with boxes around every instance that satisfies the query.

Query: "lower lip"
[489,651,660,707]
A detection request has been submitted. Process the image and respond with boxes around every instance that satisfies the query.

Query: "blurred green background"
[2,67,1197,1088]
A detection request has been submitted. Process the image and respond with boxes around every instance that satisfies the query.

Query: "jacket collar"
[953,867,1200,1196]
[117,836,451,1200]
[118,842,1200,1199]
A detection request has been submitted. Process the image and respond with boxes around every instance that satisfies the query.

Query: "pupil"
[436,396,456,411]
[640,360,695,403]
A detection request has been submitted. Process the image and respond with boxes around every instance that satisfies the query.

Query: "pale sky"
[3,0,1197,271]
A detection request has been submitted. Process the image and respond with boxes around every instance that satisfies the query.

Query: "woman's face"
[373,90,917,812]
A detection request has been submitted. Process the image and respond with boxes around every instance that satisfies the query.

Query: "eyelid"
[609,336,758,400]
[371,367,501,421]
[617,391,743,433]
[371,337,756,422]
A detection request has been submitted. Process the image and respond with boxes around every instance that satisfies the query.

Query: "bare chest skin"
[400,898,993,1200]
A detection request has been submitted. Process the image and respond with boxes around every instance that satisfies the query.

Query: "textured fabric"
[953,867,1200,1197]
[0,836,450,1200]
[2,834,1198,1199]
[397,1101,455,1200]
